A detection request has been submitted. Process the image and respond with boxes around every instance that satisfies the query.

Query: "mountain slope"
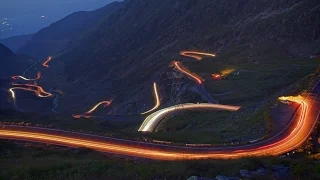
[0,43,14,57]
[0,43,35,78]
[0,34,32,53]
[39,0,320,114]
[18,2,122,59]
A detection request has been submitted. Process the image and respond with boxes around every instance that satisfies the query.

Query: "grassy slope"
[1,47,318,144]
[1,141,320,180]
[151,46,319,143]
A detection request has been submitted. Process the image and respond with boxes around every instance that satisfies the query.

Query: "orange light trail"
[9,87,51,99]
[85,101,112,115]
[72,115,94,119]
[12,72,41,81]
[73,101,112,119]
[180,51,216,61]
[42,56,53,68]
[12,83,52,97]
[141,83,161,115]
[174,61,202,84]
[0,95,315,160]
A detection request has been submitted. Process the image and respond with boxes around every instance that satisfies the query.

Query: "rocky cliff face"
[17,2,122,59]
[38,0,320,114]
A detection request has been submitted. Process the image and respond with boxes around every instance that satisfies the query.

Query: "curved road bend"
[12,72,41,81]
[179,51,216,61]
[0,80,319,160]
[138,103,240,132]
[198,85,219,104]
[73,101,112,119]
[141,82,161,115]
[173,61,218,103]
[42,56,53,68]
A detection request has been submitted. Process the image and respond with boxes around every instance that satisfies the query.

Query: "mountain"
[0,34,33,53]
[36,0,320,114]
[0,43,35,78]
[17,2,122,59]
[0,43,14,57]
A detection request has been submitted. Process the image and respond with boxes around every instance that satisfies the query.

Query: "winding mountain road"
[141,82,161,115]
[3,48,319,160]
[72,101,112,119]
[138,103,240,132]
[174,51,219,103]
[0,80,318,160]
[12,72,41,81]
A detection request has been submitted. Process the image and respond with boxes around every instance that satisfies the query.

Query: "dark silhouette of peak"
[0,43,14,57]
[0,34,32,53]
[0,43,35,78]
[18,1,122,59]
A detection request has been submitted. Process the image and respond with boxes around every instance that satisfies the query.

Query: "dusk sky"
[0,0,118,39]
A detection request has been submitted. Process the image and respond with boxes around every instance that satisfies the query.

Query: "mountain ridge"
[17,2,123,59]
[27,0,320,113]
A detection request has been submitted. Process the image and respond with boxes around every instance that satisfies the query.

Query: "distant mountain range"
[0,0,120,39]
[1,0,320,114]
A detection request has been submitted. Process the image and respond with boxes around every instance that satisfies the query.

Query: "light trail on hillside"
[73,101,112,119]
[12,84,53,98]
[174,51,217,84]
[42,56,53,68]
[180,51,216,61]
[0,92,318,160]
[12,72,41,81]
[2,40,318,161]
[9,87,52,98]
[141,83,161,115]
[174,61,203,84]
[139,103,241,132]
[175,51,219,103]
[8,86,53,111]
[9,87,43,100]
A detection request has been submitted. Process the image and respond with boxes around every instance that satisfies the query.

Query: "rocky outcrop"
[187,176,214,180]
[215,175,238,180]
[239,166,290,179]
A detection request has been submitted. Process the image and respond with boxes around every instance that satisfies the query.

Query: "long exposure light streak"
[174,61,203,84]
[42,56,53,68]
[73,101,112,119]
[0,92,318,160]
[0,94,314,161]
[139,103,241,132]
[9,87,52,98]
[141,83,160,115]
[180,51,216,61]
[12,72,41,81]
[12,84,52,97]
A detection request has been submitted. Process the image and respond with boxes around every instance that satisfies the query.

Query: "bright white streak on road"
[139,103,241,132]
